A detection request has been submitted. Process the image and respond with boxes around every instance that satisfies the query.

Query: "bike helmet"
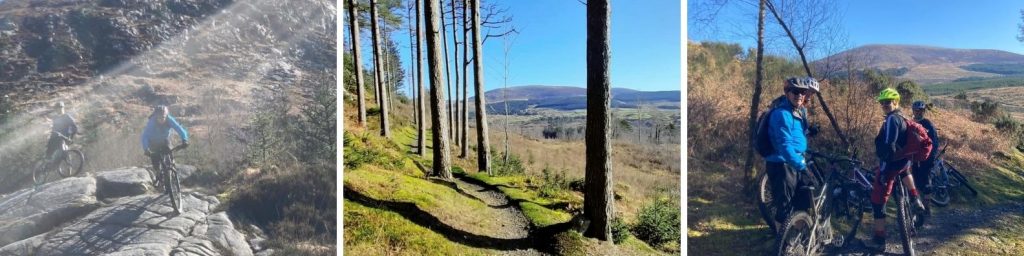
[912,100,926,110]
[785,77,820,92]
[877,88,900,102]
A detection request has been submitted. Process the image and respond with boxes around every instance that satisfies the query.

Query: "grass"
[343,200,495,256]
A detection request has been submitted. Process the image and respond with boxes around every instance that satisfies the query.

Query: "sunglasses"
[786,88,813,96]
[879,100,894,105]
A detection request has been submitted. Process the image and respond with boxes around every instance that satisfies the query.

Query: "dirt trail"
[450,176,533,240]
[832,201,1024,255]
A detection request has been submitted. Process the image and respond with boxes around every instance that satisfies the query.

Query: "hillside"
[0,0,338,254]
[689,41,1024,255]
[481,85,680,114]
[816,44,1024,84]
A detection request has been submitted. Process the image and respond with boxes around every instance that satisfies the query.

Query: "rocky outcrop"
[0,168,260,255]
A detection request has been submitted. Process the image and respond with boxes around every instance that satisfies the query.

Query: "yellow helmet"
[877,88,900,102]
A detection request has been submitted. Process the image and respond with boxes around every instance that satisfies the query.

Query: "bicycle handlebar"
[806,150,863,166]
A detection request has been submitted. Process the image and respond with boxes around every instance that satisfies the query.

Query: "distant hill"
[479,85,679,114]
[815,44,1024,84]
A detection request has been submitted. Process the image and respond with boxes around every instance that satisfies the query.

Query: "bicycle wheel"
[949,167,978,196]
[758,171,779,234]
[830,186,866,249]
[776,211,816,256]
[167,166,182,214]
[58,150,85,177]
[930,167,951,207]
[895,180,916,256]
[33,162,53,187]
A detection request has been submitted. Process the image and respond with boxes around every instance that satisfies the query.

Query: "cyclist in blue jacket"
[765,77,820,228]
[141,105,189,177]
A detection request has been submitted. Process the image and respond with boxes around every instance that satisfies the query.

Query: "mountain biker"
[141,105,189,178]
[911,100,938,221]
[45,101,78,162]
[867,88,928,249]
[764,77,820,229]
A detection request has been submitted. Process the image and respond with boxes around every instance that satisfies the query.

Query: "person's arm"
[167,115,189,143]
[879,115,901,162]
[68,116,78,140]
[925,120,939,159]
[769,109,807,170]
[141,119,152,152]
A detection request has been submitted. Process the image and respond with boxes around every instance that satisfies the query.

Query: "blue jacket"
[141,114,188,151]
[765,97,809,171]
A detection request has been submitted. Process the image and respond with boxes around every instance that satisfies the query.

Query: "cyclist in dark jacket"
[141,105,189,173]
[764,77,819,228]
[867,89,927,249]
[45,101,78,161]
[911,100,938,219]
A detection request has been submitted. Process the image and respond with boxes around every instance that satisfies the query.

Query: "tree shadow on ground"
[343,187,548,252]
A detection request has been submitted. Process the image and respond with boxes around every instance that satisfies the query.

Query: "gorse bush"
[970,99,1001,122]
[993,114,1024,151]
[493,151,526,175]
[631,197,680,247]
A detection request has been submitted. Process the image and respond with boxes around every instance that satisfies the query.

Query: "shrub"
[631,197,680,247]
[970,99,1001,121]
[493,151,525,175]
[993,114,1024,150]
[611,216,630,244]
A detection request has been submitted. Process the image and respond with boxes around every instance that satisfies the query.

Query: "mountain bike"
[929,144,978,207]
[33,131,86,187]
[774,150,873,255]
[148,143,188,214]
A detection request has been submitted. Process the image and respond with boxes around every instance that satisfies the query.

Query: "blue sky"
[688,0,1024,59]
[349,0,681,97]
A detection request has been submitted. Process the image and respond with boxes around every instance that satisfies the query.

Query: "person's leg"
[913,160,934,207]
[870,162,900,247]
[766,161,793,223]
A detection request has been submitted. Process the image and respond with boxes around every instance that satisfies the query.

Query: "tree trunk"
[583,0,613,241]
[460,0,470,158]
[348,0,367,125]
[408,3,418,134]
[416,0,427,156]
[743,0,766,190]
[470,0,490,174]
[441,6,454,143]
[765,0,847,149]
[426,0,453,180]
[370,0,391,138]
[451,0,462,151]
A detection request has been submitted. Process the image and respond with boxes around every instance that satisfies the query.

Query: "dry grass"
[687,42,1024,254]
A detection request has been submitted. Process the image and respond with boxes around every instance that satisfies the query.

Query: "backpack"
[754,107,780,157]
[895,114,933,162]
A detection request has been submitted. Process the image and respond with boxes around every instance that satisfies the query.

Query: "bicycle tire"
[831,187,866,249]
[930,167,951,207]
[168,166,182,214]
[33,162,51,187]
[758,171,778,234]
[895,180,916,256]
[58,150,85,177]
[776,211,815,256]
[949,167,978,196]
